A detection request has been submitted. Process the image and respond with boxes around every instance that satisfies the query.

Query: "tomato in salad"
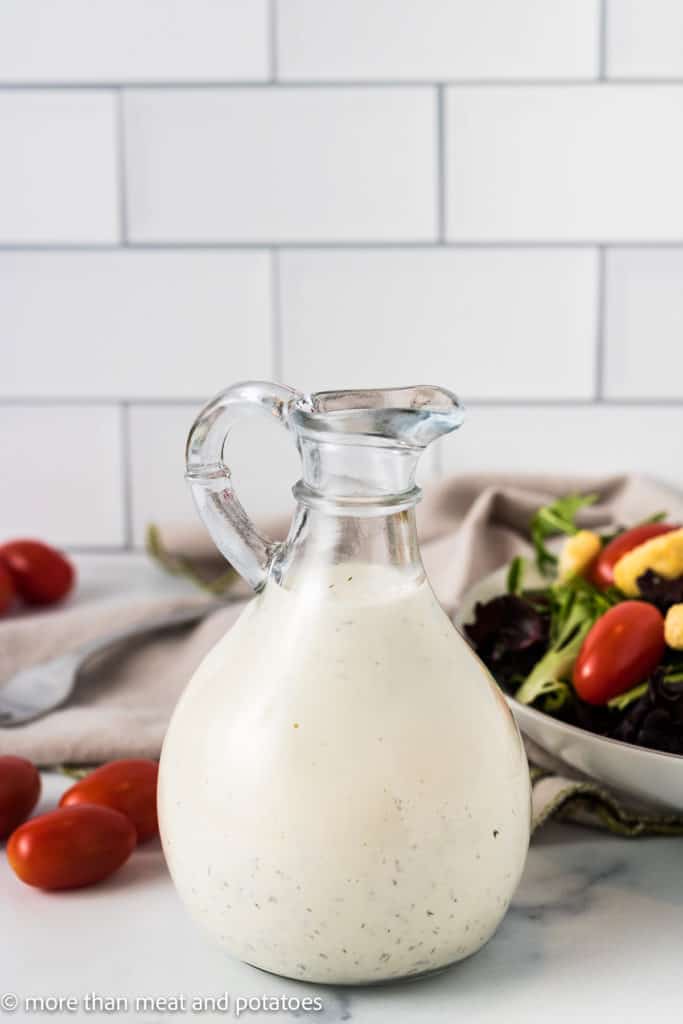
[573,601,666,705]
[590,523,679,590]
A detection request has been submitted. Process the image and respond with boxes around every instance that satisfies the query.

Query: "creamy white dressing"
[158,563,530,984]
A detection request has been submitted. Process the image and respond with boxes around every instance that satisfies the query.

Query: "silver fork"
[0,603,222,728]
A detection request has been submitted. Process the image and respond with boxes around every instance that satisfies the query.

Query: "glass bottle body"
[159,492,530,984]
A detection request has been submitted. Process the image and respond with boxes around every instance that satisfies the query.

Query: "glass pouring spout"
[292,385,464,508]
[185,382,464,590]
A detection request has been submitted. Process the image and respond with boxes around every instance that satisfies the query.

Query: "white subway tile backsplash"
[0,92,118,243]
[280,249,597,399]
[0,251,272,399]
[441,405,683,489]
[608,0,683,78]
[124,88,436,242]
[128,406,198,546]
[278,0,599,81]
[0,0,268,83]
[0,406,124,547]
[604,248,683,399]
[446,86,683,241]
[1,3,681,550]
[128,405,302,546]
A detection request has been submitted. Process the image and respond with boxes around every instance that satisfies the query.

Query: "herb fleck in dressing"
[159,564,530,984]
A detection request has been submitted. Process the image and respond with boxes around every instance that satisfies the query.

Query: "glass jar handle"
[185,381,301,591]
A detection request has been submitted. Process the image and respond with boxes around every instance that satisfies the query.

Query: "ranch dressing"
[159,562,530,984]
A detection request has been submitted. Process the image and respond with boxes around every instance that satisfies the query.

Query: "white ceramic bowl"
[455,563,683,813]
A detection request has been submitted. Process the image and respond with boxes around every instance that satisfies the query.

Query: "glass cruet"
[158,381,530,986]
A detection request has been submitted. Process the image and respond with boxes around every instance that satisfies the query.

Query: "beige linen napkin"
[1,472,683,834]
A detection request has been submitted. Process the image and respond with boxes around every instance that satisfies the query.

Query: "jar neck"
[295,435,423,512]
[271,502,425,590]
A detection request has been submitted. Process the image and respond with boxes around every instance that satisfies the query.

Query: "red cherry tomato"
[573,602,665,705]
[0,561,16,615]
[591,523,678,590]
[0,540,75,606]
[0,756,41,839]
[7,805,136,890]
[59,759,159,842]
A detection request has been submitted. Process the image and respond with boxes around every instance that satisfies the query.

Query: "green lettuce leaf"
[514,577,616,706]
[531,493,598,578]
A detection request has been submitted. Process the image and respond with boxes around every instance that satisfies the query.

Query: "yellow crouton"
[665,604,683,650]
[558,530,602,582]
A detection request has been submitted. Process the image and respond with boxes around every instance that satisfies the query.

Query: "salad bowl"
[456,562,683,814]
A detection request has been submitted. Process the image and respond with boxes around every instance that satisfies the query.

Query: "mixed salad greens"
[465,495,683,755]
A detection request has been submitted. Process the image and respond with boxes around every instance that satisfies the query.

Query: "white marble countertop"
[2,555,682,1022]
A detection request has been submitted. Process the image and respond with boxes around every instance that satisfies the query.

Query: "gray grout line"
[599,0,609,81]
[66,545,139,555]
[115,89,129,245]
[0,80,539,90]
[268,0,279,82]
[119,402,134,550]
[3,78,683,89]
[4,241,683,252]
[465,398,683,408]
[0,80,425,90]
[270,248,284,380]
[436,85,446,244]
[0,397,206,406]
[594,247,608,400]
[2,397,681,408]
